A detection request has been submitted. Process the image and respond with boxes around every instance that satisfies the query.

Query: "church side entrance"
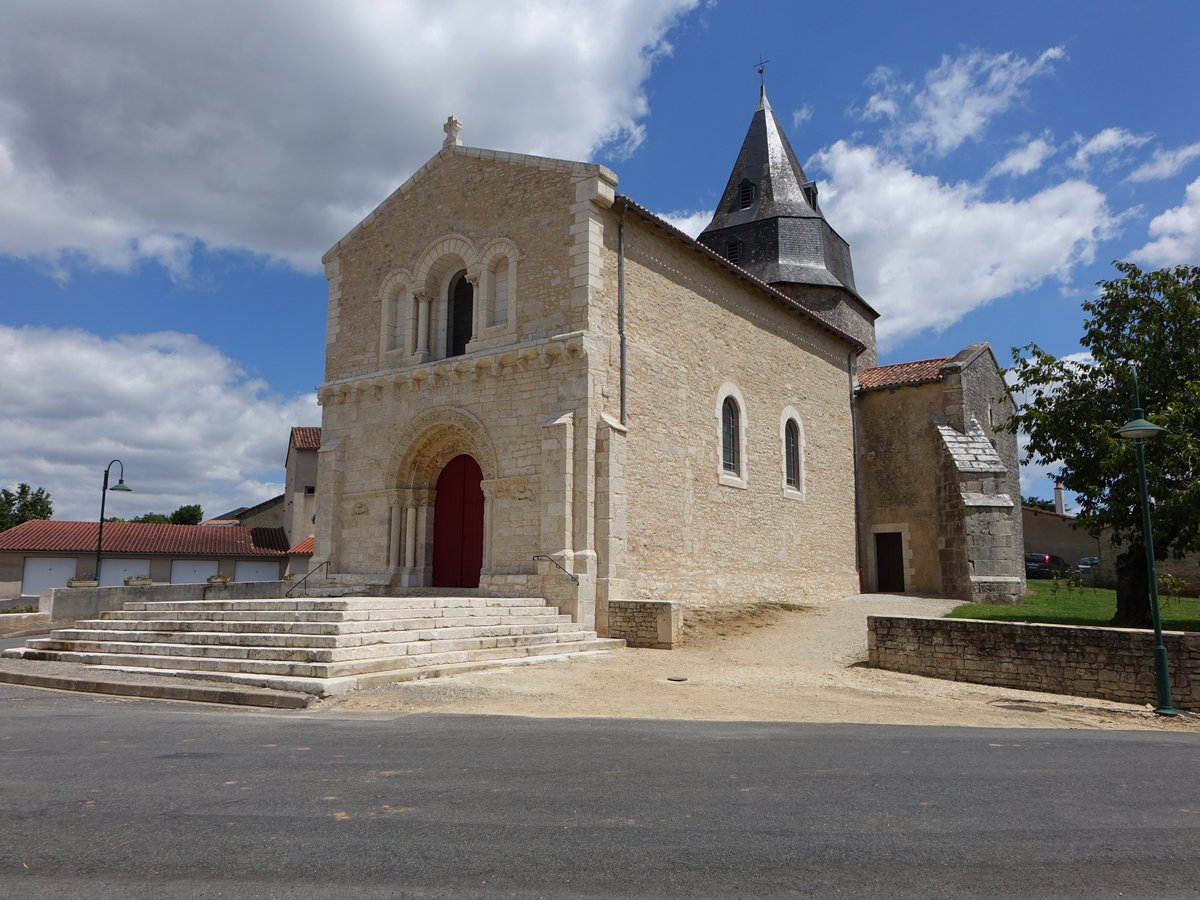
[432,454,484,588]
[874,532,905,593]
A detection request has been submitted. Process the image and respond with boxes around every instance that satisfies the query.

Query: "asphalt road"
[2,683,1198,899]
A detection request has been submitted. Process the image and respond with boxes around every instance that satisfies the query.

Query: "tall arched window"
[784,419,800,487]
[722,397,740,474]
[446,270,473,357]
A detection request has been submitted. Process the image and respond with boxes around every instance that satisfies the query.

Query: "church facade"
[311,91,1023,637]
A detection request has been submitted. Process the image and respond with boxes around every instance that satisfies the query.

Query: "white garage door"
[170,560,219,583]
[99,558,151,587]
[21,557,77,597]
[234,560,280,582]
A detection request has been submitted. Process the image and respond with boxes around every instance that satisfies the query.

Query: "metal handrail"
[286,560,330,597]
[531,554,579,584]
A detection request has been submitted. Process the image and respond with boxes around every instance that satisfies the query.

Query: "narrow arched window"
[722,397,740,473]
[447,270,473,357]
[784,419,800,488]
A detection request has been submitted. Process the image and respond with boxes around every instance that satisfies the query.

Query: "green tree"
[127,505,203,525]
[0,483,54,531]
[1022,496,1056,512]
[169,504,203,525]
[129,512,171,524]
[1007,261,1200,626]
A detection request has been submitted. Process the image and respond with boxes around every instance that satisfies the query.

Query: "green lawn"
[947,578,1200,632]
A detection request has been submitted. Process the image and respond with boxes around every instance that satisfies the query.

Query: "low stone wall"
[868,615,1200,710]
[41,581,290,621]
[607,599,681,649]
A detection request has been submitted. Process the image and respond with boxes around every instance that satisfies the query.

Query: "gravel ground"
[318,593,1200,732]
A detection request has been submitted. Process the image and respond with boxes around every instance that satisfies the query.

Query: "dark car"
[1025,552,1070,579]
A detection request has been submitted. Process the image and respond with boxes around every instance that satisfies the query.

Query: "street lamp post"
[94,459,132,584]
[1114,367,1177,717]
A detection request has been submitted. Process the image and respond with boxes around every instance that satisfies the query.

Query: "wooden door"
[432,454,484,588]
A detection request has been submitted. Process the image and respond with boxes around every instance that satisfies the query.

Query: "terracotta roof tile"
[857,357,952,392]
[0,521,290,556]
[291,426,322,450]
[288,536,314,555]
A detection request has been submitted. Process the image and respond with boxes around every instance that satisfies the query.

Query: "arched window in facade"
[780,408,805,498]
[446,270,473,357]
[784,419,800,488]
[722,396,740,474]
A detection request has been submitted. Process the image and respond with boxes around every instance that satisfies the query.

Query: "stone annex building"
[310,90,1024,639]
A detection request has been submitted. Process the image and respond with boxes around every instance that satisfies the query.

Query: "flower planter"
[124,577,153,587]
[206,575,231,585]
[67,579,98,588]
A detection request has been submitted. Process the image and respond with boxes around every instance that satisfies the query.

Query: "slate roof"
[697,87,860,295]
[291,427,322,450]
[0,521,290,556]
[857,357,953,391]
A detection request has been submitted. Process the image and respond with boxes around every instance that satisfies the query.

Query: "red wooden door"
[432,454,484,588]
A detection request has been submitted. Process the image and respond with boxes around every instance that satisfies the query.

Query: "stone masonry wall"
[610,211,861,606]
[868,614,1200,710]
[607,599,681,649]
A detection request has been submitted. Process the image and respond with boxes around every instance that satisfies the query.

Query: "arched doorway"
[432,454,484,588]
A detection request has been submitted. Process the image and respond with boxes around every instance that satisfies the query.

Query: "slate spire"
[698,86,857,294]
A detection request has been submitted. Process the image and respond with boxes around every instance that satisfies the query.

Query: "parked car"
[1025,552,1070,579]
[1077,556,1100,571]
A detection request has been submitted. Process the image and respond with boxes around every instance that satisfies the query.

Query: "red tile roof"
[291,426,322,450]
[858,357,952,391]
[0,521,290,556]
[288,536,314,555]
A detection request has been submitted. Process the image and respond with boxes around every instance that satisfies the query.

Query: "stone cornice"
[318,332,588,406]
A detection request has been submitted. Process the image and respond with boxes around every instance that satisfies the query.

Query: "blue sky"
[2,0,1198,520]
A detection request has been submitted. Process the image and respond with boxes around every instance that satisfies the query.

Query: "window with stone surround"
[716,383,748,488]
[780,408,805,499]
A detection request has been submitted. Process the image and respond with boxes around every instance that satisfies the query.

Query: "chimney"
[1054,481,1066,515]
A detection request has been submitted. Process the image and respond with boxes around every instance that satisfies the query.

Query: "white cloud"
[659,208,712,238]
[1068,127,1151,171]
[1128,141,1200,182]
[988,137,1055,178]
[863,47,1064,155]
[811,142,1119,348]
[0,326,318,522]
[791,105,814,128]
[1129,176,1200,266]
[0,0,697,276]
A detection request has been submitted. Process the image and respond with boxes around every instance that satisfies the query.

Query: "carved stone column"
[465,272,481,344]
[414,290,433,361]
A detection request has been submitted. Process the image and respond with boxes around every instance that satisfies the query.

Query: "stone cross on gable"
[443,115,463,148]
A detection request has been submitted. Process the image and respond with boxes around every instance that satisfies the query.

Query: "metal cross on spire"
[753,56,770,86]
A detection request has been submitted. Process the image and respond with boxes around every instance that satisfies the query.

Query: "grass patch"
[0,605,38,614]
[948,578,1200,632]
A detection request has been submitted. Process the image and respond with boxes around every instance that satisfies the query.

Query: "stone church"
[311,88,1024,639]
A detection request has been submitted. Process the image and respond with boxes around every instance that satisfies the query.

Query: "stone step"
[23,628,605,664]
[77,611,573,634]
[8,632,616,680]
[46,620,581,651]
[120,596,549,613]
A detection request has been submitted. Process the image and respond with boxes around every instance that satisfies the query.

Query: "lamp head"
[110,479,132,492]
[1117,412,1167,441]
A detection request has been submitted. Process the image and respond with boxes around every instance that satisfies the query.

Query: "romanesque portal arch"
[386,408,497,588]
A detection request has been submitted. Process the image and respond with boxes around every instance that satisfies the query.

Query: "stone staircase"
[2,595,623,697]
